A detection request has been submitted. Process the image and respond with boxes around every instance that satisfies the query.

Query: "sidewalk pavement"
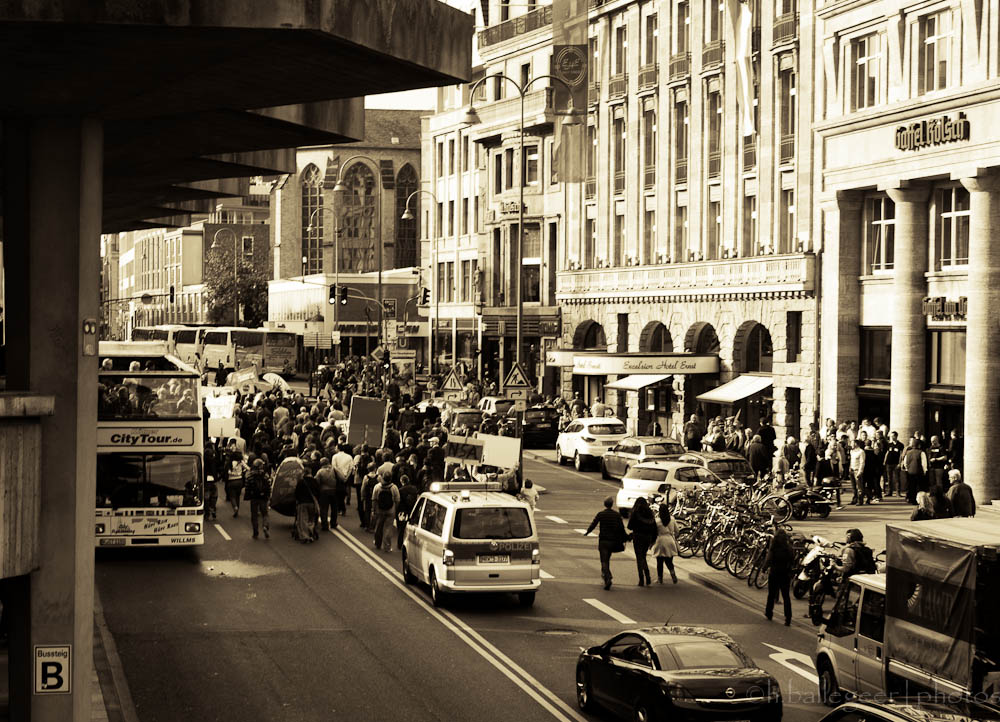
[92,588,138,722]
[523,447,915,631]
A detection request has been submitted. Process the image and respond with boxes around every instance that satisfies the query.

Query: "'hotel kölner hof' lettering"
[895,112,970,152]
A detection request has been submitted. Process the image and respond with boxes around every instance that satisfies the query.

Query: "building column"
[960,170,1000,503]
[4,117,103,721]
[885,185,929,437]
[819,191,862,424]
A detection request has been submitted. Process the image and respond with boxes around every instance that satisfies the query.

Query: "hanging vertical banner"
[552,0,589,183]
[729,0,756,136]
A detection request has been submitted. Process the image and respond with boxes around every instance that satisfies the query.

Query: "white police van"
[401,481,541,607]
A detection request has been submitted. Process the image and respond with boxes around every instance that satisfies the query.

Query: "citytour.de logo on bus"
[97,427,195,447]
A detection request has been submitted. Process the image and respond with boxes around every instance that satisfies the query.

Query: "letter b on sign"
[34,645,72,694]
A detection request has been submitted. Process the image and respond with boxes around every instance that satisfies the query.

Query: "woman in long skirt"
[652,502,679,584]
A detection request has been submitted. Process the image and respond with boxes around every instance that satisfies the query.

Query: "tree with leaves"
[203,249,269,328]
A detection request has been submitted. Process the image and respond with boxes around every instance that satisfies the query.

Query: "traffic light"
[340,285,348,305]
[420,287,430,305]
[382,349,391,372]
[169,285,175,304]
[328,285,336,305]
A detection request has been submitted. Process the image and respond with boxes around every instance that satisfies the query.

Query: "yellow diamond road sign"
[503,362,531,389]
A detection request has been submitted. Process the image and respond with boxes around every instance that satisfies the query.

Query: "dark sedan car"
[521,406,560,448]
[576,626,782,722]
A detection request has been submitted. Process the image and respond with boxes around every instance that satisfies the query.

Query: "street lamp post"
[401,188,439,375]
[462,74,580,479]
[306,205,341,361]
[211,228,239,326]
[332,155,384,355]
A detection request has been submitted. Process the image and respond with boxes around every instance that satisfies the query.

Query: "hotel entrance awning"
[697,375,773,404]
[605,374,672,391]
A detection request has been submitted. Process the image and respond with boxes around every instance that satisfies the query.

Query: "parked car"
[521,405,561,448]
[556,417,628,471]
[576,625,782,721]
[817,699,1000,722]
[442,407,482,435]
[601,436,684,480]
[676,451,755,483]
[615,461,721,516]
[478,396,515,418]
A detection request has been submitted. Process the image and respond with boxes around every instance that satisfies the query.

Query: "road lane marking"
[573,529,588,535]
[523,453,620,490]
[540,570,555,579]
[214,524,232,541]
[333,527,588,722]
[761,643,819,685]
[583,598,636,624]
[545,515,568,524]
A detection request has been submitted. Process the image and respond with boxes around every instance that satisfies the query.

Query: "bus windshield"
[98,374,200,420]
[96,453,202,509]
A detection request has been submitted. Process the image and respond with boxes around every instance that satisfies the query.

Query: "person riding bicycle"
[836,528,877,584]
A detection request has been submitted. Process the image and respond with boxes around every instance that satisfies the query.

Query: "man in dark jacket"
[244,459,272,539]
[758,418,777,457]
[396,475,420,550]
[315,458,338,532]
[584,497,628,590]
[945,469,976,517]
[747,435,770,482]
[763,522,794,625]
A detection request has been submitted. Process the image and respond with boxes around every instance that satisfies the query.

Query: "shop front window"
[860,327,891,382]
[523,263,541,303]
[928,330,965,387]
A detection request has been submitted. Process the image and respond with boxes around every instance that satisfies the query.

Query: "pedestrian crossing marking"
[584,598,636,624]
[214,524,232,541]
[573,529,588,535]
[546,515,568,524]
[540,570,555,579]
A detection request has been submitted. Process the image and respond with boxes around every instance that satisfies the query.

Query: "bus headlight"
[95,523,105,535]
[184,523,201,533]
[442,549,455,566]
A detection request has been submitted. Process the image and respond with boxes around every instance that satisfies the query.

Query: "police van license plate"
[477,554,510,564]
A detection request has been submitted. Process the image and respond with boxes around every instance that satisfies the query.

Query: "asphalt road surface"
[96,455,829,722]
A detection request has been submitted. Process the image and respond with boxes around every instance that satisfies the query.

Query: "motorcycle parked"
[782,482,834,520]
[807,553,843,625]
[793,536,841,599]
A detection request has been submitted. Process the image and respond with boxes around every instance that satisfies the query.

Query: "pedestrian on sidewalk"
[763,521,795,626]
[883,431,903,497]
[945,469,976,517]
[584,497,628,590]
[244,459,271,539]
[651,502,679,584]
[902,439,928,505]
[849,440,866,504]
[627,497,657,586]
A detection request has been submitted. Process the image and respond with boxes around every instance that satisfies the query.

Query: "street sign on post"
[441,367,463,392]
[331,330,341,346]
[383,298,397,320]
[502,362,531,396]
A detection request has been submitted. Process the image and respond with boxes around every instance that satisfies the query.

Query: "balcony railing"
[779,133,795,163]
[669,52,690,80]
[556,253,816,297]
[585,176,596,198]
[608,73,628,100]
[707,150,721,178]
[471,87,554,127]
[743,142,756,171]
[638,63,659,91]
[702,40,724,68]
[614,170,625,194]
[478,5,552,48]
[587,80,600,104]
[675,158,688,184]
[643,165,656,189]
[773,13,799,45]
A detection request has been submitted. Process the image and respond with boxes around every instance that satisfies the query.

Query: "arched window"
[640,322,672,352]
[744,323,773,373]
[340,162,377,272]
[583,322,607,349]
[301,164,323,274]
[395,164,419,268]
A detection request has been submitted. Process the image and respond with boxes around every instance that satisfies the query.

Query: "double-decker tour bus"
[96,341,205,547]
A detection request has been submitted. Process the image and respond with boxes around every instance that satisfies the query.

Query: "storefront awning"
[605,374,672,391]
[697,375,773,404]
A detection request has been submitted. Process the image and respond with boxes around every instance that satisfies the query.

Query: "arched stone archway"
[733,320,774,374]
[684,321,721,355]
[573,319,607,350]
[682,322,721,422]
[639,321,672,352]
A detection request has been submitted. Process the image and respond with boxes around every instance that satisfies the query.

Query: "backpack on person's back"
[376,484,395,511]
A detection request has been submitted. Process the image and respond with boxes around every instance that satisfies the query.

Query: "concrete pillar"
[886,185,929,437]
[960,171,1000,503]
[819,191,862,424]
[4,117,102,721]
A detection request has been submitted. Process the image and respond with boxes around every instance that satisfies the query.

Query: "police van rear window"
[453,507,532,540]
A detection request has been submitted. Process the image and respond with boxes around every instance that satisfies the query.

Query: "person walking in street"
[396,475,419,550]
[293,473,321,543]
[244,459,271,539]
[627,497,657,586]
[902,438,928,504]
[651,502,679,584]
[683,414,703,451]
[945,469,976,517]
[370,472,400,552]
[315,458,338,532]
[584,497,628,590]
[763,521,795,626]
[519,479,539,510]
[748,435,770,483]
[225,451,248,518]
[331,443,354,518]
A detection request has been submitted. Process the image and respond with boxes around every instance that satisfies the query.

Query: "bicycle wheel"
[675,527,698,558]
[705,538,735,570]
[753,558,771,589]
[726,543,754,579]
[760,495,792,523]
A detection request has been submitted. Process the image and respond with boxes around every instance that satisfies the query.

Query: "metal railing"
[638,63,659,91]
[614,170,626,193]
[675,158,688,184]
[669,52,690,80]
[773,13,799,44]
[643,165,656,189]
[587,80,600,104]
[743,142,756,171]
[703,40,724,67]
[585,176,596,198]
[478,5,552,48]
[609,73,628,100]
[707,150,721,178]
[779,133,795,163]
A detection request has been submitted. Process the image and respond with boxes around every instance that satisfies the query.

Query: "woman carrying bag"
[652,502,679,584]
[627,497,658,586]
